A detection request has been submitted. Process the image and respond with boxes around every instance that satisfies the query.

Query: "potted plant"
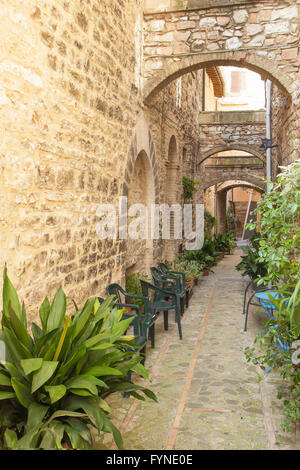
[0,269,157,450]
[236,245,268,287]
[125,273,150,312]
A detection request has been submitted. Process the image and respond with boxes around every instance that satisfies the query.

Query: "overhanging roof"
[206,66,225,98]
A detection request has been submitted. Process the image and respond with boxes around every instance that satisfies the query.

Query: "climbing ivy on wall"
[182,176,202,201]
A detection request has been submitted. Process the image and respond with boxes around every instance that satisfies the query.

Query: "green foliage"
[236,232,268,283]
[226,205,236,235]
[243,160,300,432]
[247,160,300,287]
[182,176,202,200]
[214,232,236,254]
[204,210,216,232]
[171,231,236,279]
[0,269,157,450]
[173,258,203,281]
[125,273,150,309]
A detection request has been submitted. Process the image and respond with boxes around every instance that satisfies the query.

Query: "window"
[230,70,247,94]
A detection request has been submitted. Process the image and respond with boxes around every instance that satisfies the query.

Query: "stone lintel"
[144,0,270,15]
[198,110,266,125]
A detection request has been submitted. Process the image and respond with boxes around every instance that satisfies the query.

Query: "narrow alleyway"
[96,250,299,451]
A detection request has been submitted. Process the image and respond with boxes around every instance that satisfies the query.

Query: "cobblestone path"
[96,251,299,450]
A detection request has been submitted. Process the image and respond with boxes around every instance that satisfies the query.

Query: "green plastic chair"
[140,279,183,340]
[97,295,147,358]
[158,262,191,308]
[151,267,186,315]
[106,283,158,349]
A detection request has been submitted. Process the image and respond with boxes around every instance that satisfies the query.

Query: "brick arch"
[198,144,265,165]
[144,52,293,104]
[202,173,266,192]
[122,114,159,204]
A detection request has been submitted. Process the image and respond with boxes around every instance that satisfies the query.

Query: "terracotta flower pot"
[186,277,194,287]
[203,270,209,276]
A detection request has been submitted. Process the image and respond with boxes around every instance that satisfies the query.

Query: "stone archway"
[202,173,266,192]
[142,3,299,167]
[143,1,299,104]
[122,115,159,203]
[144,52,294,104]
[217,180,265,194]
[198,143,266,165]
[204,177,265,235]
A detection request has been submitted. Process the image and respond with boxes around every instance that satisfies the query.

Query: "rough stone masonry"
[0,0,299,323]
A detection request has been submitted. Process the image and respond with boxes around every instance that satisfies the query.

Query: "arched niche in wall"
[121,115,158,280]
[164,135,180,261]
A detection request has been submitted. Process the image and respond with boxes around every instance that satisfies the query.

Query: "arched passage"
[204,177,265,236]
[202,174,266,192]
[144,51,293,105]
[217,180,265,195]
[198,144,266,166]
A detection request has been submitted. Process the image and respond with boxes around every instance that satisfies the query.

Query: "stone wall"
[271,83,299,170]
[142,1,300,171]
[0,0,145,320]
[0,0,213,321]
[197,111,266,161]
[0,0,297,323]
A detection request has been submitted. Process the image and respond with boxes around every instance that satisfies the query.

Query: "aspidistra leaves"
[21,358,43,376]
[0,269,157,449]
[45,385,67,404]
[46,287,66,333]
[31,361,59,393]
[39,297,50,333]
[11,378,33,408]
[2,268,23,325]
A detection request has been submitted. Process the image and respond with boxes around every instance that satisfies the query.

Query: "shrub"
[125,273,150,309]
[0,269,157,450]
[244,160,300,432]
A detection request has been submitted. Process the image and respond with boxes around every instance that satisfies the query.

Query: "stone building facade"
[0,0,299,322]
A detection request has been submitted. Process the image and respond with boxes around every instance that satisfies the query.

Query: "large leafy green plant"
[245,279,300,431]
[236,246,268,283]
[214,232,236,254]
[247,160,300,287]
[0,269,157,450]
[244,160,300,432]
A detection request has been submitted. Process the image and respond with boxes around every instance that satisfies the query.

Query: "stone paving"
[95,250,299,450]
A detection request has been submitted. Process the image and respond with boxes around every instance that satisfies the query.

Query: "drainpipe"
[266,80,273,289]
[266,79,272,193]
